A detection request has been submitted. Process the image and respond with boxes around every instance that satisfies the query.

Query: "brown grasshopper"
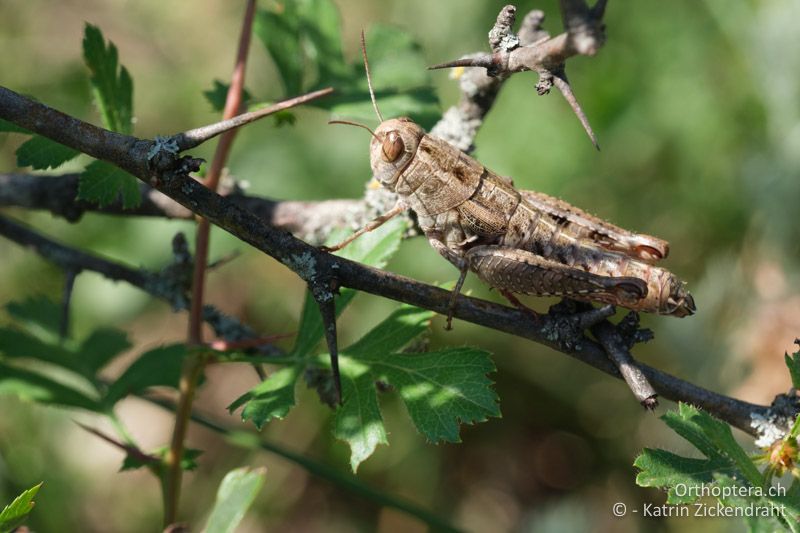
[325,33,696,328]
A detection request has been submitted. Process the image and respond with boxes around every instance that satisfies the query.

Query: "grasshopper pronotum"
[326,32,695,329]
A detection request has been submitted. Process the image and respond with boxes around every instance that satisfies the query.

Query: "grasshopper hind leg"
[465,245,648,305]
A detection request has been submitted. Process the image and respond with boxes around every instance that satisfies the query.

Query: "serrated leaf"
[15,135,80,170]
[77,160,141,208]
[0,326,74,367]
[290,216,404,358]
[332,306,498,471]
[254,6,304,95]
[204,467,267,533]
[334,366,388,472]
[203,80,254,113]
[104,344,186,406]
[634,448,733,504]
[714,473,800,533]
[1,298,131,382]
[82,23,134,134]
[297,0,347,84]
[0,362,100,411]
[5,296,61,337]
[228,365,301,429]
[670,403,764,488]
[346,306,433,357]
[0,482,42,533]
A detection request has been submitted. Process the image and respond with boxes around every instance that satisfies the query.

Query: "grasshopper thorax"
[369,117,425,191]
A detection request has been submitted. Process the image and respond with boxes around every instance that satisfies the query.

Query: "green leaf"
[334,365,388,472]
[77,160,141,208]
[297,0,347,84]
[0,326,74,368]
[82,23,134,134]
[786,342,800,389]
[228,365,301,429]
[345,305,432,357]
[0,362,100,411]
[15,135,80,170]
[204,467,267,533]
[634,448,732,504]
[254,6,304,95]
[104,344,186,406]
[203,79,253,113]
[635,403,771,514]
[5,296,61,337]
[78,328,132,374]
[318,25,440,129]
[333,306,498,471]
[0,118,31,134]
[671,403,764,488]
[714,473,800,533]
[0,482,42,533]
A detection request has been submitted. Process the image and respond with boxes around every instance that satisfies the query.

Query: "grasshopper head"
[369,118,425,191]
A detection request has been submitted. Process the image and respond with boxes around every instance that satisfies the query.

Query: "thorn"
[428,55,495,71]
[551,70,600,151]
[207,250,241,271]
[591,0,609,20]
[75,421,158,465]
[313,287,342,406]
[59,269,78,341]
[175,87,334,151]
[574,304,616,329]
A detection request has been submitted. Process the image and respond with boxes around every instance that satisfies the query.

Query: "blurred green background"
[1,0,799,531]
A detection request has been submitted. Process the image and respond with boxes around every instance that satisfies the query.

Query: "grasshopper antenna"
[360,29,384,123]
[328,119,380,141]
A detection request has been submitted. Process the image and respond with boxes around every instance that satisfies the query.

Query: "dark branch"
[0,85,776,436]
[0,213,272,349]
[0,173,369,243]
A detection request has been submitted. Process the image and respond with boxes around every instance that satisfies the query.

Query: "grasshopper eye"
[381,131,405,162]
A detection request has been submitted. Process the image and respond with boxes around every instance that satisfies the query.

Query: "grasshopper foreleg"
[320,201,406,253]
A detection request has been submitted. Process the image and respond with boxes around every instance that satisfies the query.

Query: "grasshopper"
[325,33,696,328]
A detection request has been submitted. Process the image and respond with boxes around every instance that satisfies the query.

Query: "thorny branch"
[0,2,795,448]
[0,214,273,349]
[430,2,605,148]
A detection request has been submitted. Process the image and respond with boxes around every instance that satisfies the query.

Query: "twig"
[143,394,461,532]
[592,320,658,408]
[0,214,273,350]
[0,173,369,243]
[168,1,256,527]
[75,421,159,466]
[173,88,333,151]
[59,269,77,340]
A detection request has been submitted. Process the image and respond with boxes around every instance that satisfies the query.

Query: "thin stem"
[164,0,257,527]
[144,394,461,533]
